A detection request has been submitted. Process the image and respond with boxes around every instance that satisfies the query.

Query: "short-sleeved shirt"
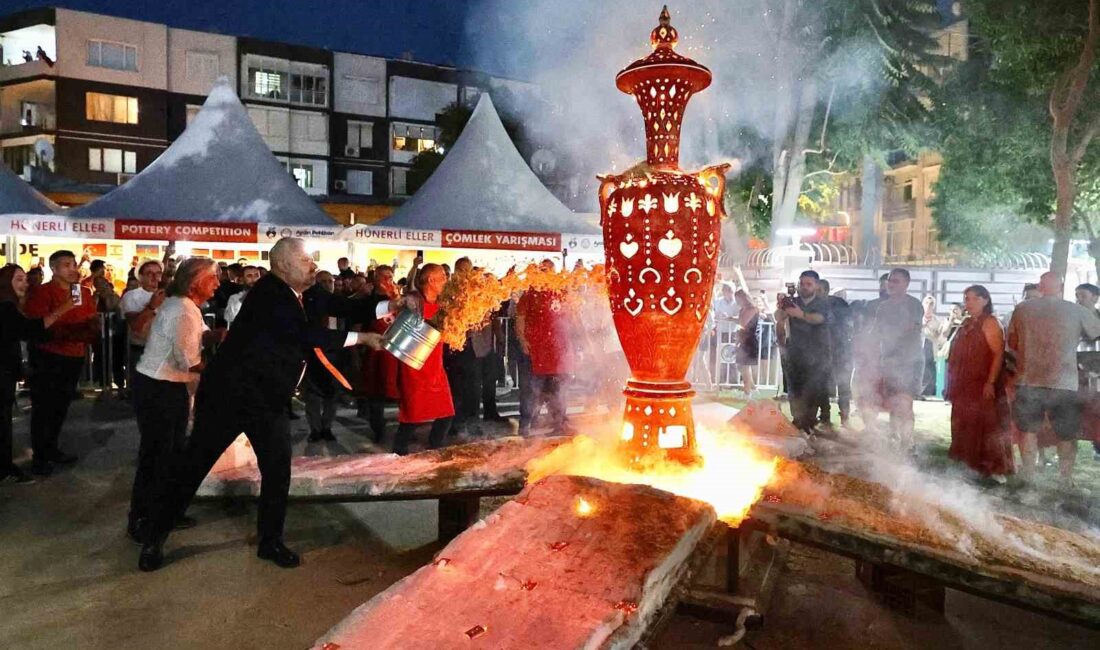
[868,295,923,369]
[136,296,208,384]
[1008,296,1100,391]
[787,295,831,360]
[119,287,155,345]
[24,280,97,358]
[517,290,572,376]
[713,296,738,338]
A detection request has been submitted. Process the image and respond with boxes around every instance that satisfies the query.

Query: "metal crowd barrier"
[79,311,129,392]
[688,319,782,393]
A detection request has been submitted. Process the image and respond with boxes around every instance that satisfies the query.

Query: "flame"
[575,497,595,517]
[528,425,778,524]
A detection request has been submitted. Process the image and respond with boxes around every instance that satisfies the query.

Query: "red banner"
[441,230,561,252]
[114,220,258,243]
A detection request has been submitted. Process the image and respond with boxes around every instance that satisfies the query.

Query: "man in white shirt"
[120,261,165,384]
[224,265,261,328]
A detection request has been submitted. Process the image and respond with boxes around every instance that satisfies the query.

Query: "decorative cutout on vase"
[597,6,729,466]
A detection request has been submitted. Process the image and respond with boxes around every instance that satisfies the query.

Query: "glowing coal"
[528,425,778,525]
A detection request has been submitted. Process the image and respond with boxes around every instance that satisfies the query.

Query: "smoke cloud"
[463,0,886,213]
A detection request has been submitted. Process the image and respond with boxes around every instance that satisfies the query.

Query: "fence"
[687,319,782,394]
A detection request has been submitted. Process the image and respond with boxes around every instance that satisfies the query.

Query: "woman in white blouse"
[127,258,220,542]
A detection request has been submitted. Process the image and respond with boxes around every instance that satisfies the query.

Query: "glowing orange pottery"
[599,6,728,465]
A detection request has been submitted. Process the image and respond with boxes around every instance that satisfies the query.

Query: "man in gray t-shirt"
[856,268,923,450]
[1007,272,1100,485]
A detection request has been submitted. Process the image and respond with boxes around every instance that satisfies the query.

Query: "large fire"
[528,425,778,525]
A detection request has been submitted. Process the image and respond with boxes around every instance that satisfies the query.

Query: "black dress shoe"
[138,535,167,572]
[257,539,300,568]
[174,515,198,530]
[49,451,78,465]
[321,429,336,441]
[30,460,53,476]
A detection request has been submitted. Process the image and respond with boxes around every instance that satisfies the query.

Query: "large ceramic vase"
[599,6,728,465]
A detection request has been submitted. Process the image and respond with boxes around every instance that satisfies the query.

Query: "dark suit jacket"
[301,285,383,397]
[197,274,370,418]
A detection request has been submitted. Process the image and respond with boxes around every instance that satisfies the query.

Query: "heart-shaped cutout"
[623,297,643,316]
[658,233,682,258]
[703,241,717,259]
[620,240,639,259]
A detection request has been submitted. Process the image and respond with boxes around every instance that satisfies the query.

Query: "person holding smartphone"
[23,250,99,476]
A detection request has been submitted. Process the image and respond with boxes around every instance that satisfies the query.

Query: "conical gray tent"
[0,162,60,214]
[73,78,334,226]
[380,94,597,234]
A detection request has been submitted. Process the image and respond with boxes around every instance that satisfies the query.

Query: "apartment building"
[0,7,535,224]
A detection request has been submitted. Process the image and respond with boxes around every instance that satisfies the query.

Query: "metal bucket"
[382,308,441,370]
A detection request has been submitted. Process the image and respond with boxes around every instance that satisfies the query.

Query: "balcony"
[0,59,57,83]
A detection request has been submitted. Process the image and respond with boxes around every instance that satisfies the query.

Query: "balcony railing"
[0,59,57,83]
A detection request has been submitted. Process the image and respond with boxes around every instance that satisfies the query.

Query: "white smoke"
[463,0,887,213]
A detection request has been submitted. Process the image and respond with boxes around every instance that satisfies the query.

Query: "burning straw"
[429,264,607,349]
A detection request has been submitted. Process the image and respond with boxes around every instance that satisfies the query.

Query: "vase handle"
[698,164,730,210]
[596,175,618,226]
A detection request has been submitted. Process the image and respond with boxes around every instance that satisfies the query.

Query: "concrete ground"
[1,391,1098,649]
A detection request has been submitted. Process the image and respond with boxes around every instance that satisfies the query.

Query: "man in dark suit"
[302,270,368,441]
[139,238,386,571]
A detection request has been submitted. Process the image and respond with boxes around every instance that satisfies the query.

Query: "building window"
[902,182,914,202]
[3,145,34,174]
[89,147,137,174]
[252,70,285,99]
[290,72,327,106]
[289,162,314,189]
[20,102,41,127]
[391,167,408,196]
[346,121,373,153]
[391,124,437,153]
[87,40,138,71]
[185,50,220,86]
[346,170,373,195]
[86,92,138,124]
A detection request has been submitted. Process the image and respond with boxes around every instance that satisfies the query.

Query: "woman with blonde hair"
[127,257,220,540]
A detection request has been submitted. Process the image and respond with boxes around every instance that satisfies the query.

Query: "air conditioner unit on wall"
[334,179,347,191]
[345,145,360,157]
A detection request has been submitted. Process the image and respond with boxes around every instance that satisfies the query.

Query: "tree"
[762,0,943,246]
[933,0,1100,277]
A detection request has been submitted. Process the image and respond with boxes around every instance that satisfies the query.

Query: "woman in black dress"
[734,290,760,398]
[0,264,73,483]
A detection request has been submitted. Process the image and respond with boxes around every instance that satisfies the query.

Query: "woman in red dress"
[392,263,454,455]
[945,285,1014,481]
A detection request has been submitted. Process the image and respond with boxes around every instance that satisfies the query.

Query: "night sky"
[4,0,478,70]
[4,1,961,79]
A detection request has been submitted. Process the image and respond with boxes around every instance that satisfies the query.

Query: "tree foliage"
[759,0,944,241]
[931,0,1100,274]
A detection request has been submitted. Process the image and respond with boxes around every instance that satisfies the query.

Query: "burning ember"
[528,425,778,525]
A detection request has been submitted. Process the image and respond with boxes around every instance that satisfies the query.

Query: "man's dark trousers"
[29,351,85,460]
[150,397,292,541]
[786,351,830,432]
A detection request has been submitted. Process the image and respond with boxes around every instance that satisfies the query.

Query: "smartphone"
[70,284,83,306]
